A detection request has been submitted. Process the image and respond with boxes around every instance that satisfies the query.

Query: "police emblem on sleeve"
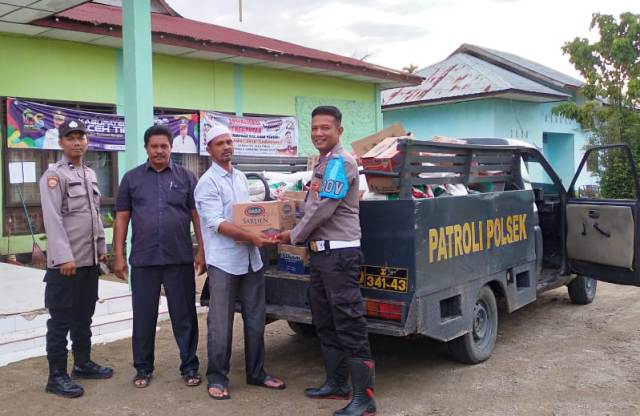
[47,176,58,188]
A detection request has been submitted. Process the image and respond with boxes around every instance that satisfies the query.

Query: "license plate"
[358,266,409,293]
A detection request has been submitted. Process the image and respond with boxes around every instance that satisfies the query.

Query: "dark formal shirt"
[115,160,197,267]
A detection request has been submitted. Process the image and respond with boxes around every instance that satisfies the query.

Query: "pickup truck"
[239,139,639,364]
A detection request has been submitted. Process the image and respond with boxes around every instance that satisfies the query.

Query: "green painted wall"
[153,55,235,112]
[0,34,117,104]
[242,66,377,155]
[295,97,376,155]
[0,34,378,254]
[242,66,373,114]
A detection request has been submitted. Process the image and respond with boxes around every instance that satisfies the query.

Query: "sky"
[167,0,635,80]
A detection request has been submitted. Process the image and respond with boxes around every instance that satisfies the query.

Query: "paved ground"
[1,282,639,416]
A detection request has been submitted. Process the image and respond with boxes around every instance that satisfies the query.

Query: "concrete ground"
[0,282,639,416]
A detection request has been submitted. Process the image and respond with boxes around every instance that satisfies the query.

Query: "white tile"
[90,35,121,48]
[0,21,47,34]
[37,28,103,42]
[0,1,36,6]
[181,50,234,60]
[0,7,51,23]
[0,4,18,16]
[28,0,87,12]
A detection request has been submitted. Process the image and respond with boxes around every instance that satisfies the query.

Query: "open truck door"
[566,144,640,286]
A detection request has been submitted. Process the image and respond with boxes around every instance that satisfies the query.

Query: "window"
[3,148,118,236]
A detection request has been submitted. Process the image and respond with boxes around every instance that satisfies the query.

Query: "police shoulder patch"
[47,176,59,188]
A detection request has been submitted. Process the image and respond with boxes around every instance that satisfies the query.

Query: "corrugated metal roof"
[382,53,569,107]
[455,44,583,89]
[31,2,422,88]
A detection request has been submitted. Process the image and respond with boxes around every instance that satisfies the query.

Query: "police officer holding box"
[39,119,113,398]
[280,106,376,416]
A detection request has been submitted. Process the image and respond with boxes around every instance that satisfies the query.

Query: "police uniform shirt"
[290,143,361,245]
[39,156,106,268]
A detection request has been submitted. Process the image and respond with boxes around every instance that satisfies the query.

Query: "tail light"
[364,299,404,321]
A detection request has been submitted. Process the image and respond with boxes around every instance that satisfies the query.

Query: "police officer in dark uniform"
[280,106,376,416]
[39,120,113,398]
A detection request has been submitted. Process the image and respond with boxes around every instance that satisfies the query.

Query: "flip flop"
[207,383,231,400]
[248,375,286,390]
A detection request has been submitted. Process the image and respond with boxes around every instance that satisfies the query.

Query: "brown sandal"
[183,371,202,387]
[133,370,152,388]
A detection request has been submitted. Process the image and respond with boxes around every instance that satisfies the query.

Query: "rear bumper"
[264,270,409,337]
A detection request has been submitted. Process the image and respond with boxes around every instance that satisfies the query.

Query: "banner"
[200,111,298,157]
[154,113,199,154]
[6,98,125,151]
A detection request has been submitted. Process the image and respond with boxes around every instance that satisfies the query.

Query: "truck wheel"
[287,321,317,337]
[567,275,597,305]
[447,286,498,364]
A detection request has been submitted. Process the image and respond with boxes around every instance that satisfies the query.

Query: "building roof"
[24,2,421,89]
[454,44,583,90]
[382,44,581,109]
[383,53,570,108]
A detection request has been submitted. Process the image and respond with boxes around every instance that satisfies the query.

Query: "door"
[566,144,640,286]
[543,132,575,186]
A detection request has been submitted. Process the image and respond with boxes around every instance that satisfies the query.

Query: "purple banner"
[153,113,199,154]
[6,98,125,151]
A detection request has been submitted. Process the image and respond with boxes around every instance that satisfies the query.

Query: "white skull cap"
[205,124,232,145]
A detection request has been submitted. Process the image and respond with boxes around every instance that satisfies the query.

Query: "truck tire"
[287,321,317,337]
[447,286,498,364]
[567,275,597,305]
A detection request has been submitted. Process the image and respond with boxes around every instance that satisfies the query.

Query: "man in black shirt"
[113,124,205,388]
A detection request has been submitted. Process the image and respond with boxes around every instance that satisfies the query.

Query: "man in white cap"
[194,125,286,400]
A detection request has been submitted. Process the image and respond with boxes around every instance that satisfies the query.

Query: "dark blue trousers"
[44,266,99,372]
[131,264,199,376]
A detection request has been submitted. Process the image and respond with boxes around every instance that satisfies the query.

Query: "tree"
[402,64,419,74]
[553,12,640,198]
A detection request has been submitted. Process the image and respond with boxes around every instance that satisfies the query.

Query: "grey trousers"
[206,265,267,387]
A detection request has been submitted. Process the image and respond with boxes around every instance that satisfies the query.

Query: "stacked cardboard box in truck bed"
[351,123,406,159]
[361,136,410,194]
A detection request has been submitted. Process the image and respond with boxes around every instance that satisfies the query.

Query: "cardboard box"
[351,123,406,158]
[361,136,409,194]
[232,200,296,238]
[277,244,310,274]
[282,191,307,220]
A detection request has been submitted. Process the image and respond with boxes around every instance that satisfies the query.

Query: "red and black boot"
[334,358,376,416]
[304,346,351,400]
